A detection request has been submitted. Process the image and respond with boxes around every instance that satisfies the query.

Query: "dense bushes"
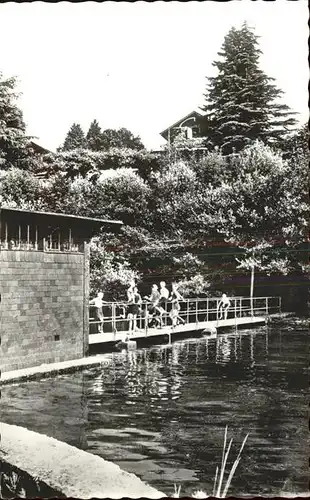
[0,58,306,305]
[40,148,162,181]
[0,133,307,304]
[89,238,140,301]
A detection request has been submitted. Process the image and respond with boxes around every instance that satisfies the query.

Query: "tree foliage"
[201,141,307,278]
[86,119,103,151]
[101,127,144,150]
[0,168,44,208]
[1,137,307,304]
[201,23,297,153]
[0,64,306,306]
[89,237,140,301]
[59,123,86,151]
[0,72,34,170]
[40,147,161,181]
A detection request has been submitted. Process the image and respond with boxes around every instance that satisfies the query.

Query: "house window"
[192,126,200,138]
[185,127,193,140]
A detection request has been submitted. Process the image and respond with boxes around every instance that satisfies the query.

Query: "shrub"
[89,238,140,301]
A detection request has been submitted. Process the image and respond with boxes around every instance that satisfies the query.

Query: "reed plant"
[213,426,249,498]
[172,483,182,497]
[171,426,249,498]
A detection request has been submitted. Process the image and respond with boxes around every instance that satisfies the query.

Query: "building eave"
[28,141,53,155]
[160,110,205,139]
[0,207,123,229]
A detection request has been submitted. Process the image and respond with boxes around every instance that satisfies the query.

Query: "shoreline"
[0,353,113,385]
[0,422,165,499]
[0,312,302,386]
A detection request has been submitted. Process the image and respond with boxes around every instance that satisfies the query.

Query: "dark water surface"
[1,320,308,497]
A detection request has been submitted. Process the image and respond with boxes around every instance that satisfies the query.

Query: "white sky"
[0,1,308,151]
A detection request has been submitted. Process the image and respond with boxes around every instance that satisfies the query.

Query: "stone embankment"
[0,354,112,385]
[0,422,165,499]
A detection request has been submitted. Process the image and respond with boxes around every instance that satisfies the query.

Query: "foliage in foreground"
[171,426,249,498]
[0,460,65,499]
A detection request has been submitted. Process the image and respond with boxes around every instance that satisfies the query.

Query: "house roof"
[28,141,52,155]
[160,110,205,139]
[0,207,123,232]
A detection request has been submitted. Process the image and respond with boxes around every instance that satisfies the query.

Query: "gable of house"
[160,110,206,142]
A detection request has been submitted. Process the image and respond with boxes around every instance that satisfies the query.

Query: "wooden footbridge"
[89,296,281,349]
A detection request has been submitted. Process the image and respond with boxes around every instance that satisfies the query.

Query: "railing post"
[266,297,269,316]
[206,298,209,323]
[234,299,237,332]
[112,303,116,340]
[187,299,189,324]
[195,300,198,325]
[145,302,148,337]
[239,298,242,318]
[18,224,21,249]
[35,226,38,251]
[279,296,282,314]
[4,222,8,249]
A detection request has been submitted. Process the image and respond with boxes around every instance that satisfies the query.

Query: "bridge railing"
[89,295,281,337]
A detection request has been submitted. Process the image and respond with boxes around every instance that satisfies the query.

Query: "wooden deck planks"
[89,316,266,345]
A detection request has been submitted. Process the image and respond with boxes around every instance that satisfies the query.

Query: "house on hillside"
[160,110,207,145]
[26,141,53,179]
[27,141,52,156]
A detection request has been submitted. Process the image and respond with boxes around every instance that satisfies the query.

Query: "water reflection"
[1,323,308,497]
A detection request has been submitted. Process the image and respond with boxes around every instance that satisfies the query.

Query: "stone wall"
[0,249,89,372]
[0,422,164,498]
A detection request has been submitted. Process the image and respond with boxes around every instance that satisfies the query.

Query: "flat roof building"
[0,207,122,373]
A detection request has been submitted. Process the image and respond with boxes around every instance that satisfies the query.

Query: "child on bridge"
[127,284,142,334]
[169,283,185,328]
[89,291,107,333]
[217,293,231,320]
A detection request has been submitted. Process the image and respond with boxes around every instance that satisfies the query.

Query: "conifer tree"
[60,123,86,151]
[201,23,297,154]
[86,119,103,151]
[0,71,30,169]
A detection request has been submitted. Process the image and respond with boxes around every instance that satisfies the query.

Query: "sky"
[0,1,308,152]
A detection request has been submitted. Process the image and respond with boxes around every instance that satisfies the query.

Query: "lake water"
[1,319,308,497]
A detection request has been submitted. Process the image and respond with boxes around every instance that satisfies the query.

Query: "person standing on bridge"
[127,285,142,334]
[144,284,161,327]
[89,291,107,333]
[156,281,170,328]
[169,283,185,328]
[217,293,231,320]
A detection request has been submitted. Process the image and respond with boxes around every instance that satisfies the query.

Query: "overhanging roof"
[28,141,52,155]
[0,207,123,233]
[160,110,205,139]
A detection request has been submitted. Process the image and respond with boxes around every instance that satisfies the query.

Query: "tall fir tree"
[59,123,86,151]
[0,71,30,169]
[201,23,297,154]
[86,119,104,151]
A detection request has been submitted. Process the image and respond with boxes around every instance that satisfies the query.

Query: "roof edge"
[160,110,205,138]
[0,207,123,226]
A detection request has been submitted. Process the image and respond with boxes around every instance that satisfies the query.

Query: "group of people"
[90,280,186,334]
[127,280,185,333]
[90,284,231,334]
